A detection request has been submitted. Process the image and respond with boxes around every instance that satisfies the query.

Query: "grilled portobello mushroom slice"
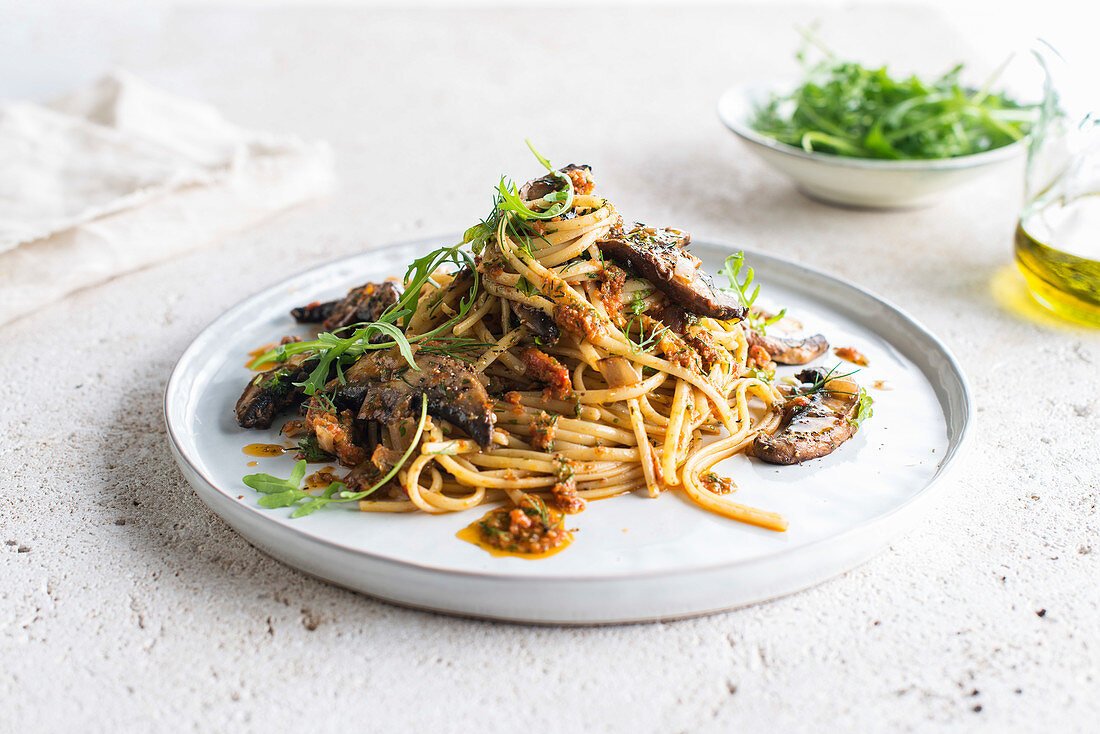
[336,346,496,448]
[510,302,560,345]
[596,224,746,321]
[753,368,861,465]
[290,281,401,332]
[235,354,317,429]
[746,329,829,365]
[519,163,593,201]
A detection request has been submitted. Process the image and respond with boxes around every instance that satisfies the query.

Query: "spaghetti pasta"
[239,149,873,552]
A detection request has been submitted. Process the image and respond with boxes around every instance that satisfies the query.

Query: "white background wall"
[3,0,1095,102]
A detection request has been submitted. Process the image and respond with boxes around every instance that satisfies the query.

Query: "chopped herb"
[516,276,538,297]
[297,435,335,463]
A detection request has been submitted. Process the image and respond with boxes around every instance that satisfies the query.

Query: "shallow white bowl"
[717,82,1026,209]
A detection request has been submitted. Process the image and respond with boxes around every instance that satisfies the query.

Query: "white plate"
[165,237,971,624]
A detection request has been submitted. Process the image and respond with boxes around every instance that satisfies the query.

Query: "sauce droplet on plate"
[245,343,279,370]
[834,346,869,366]
[242,443,288,458]
[305,468,340,489]
[456,505,574,560]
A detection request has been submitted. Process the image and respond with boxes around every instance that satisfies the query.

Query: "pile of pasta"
[357,178,788,531]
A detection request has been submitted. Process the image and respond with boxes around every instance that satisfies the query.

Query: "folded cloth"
[0,71,333,326]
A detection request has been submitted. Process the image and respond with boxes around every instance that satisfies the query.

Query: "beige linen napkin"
[0,72,333,326]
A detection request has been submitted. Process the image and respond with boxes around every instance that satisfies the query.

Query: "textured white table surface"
[2,4,1098,733]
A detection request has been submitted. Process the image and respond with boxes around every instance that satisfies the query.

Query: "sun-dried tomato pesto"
[529,410,559,452]
[834,346,869,366]
[553,304,605,342]
[551,455,585,513]
[476,494,571,555]
[519,347,573,400]
[701,471,734,495]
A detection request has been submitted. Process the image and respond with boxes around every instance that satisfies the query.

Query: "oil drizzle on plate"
[245,343,278,370]
[834,346,869,366]
[242,443,288,458]
[305,467,339,489]
[456,507,574,560]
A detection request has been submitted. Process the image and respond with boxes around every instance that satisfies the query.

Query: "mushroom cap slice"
[753,372,861,465]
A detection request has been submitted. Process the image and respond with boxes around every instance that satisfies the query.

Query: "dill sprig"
[417,337,497,362]
[623,295,668,354]
[791,364,874,427]
[798,363,860,397]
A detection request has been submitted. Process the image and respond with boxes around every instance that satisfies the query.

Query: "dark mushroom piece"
[746,329,829,365]
[596,224,746,322]
[290,281,401,332]
[753,369,861,465]
[509,302,560,345]
[519,164,592,201]
[335,346,496,448]
[235,354,317,429]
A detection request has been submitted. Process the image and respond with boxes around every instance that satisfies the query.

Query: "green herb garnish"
[798,363,860,397]
[296,435,335,463]
[250,142,568,399]
[242,400,429,518]
[748,307,787,336]
[248,244,479,395]
[719,251,760,309]
[850,387,874,428]
[243,459,307,499]
[751,36,1033,159]
[463,139,575,254]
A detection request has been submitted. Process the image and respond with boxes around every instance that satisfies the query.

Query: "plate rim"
[164,235,972,585]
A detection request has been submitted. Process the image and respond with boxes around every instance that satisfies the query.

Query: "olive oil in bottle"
[1016,194,1100,326]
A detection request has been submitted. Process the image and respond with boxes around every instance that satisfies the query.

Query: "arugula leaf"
[248,140,571,398]
[719,252,760,309]
[750,36,1033,160]
[243,460,307,494]
[289,481,346,518]
[748,307,787,336]
[241,401,431,519]
[525,138,554,171]
[850,387,874,428]
[258,488,312,509]
[247,245,480,395]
